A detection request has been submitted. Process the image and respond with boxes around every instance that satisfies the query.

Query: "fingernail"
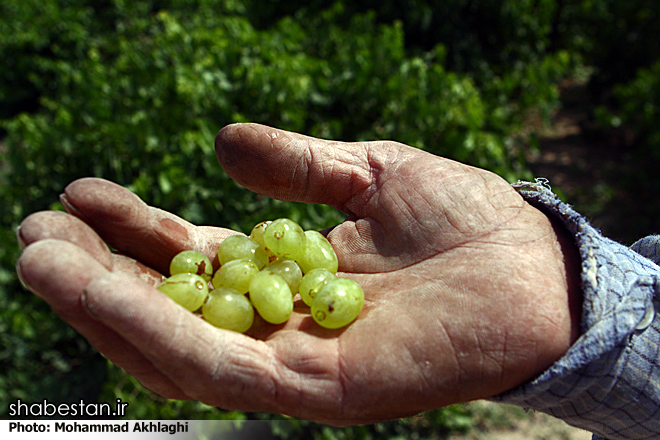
[59,193,85,219]
[15,259,33,293]
[15,225,26,249]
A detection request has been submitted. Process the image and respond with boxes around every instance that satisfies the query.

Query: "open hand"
[16,123,581,425]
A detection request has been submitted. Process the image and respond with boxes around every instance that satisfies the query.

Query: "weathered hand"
[16,123,581,425]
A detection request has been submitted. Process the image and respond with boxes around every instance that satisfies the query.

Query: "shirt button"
[636,300,655,331]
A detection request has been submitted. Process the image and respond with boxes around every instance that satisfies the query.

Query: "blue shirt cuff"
[490,179,660,439]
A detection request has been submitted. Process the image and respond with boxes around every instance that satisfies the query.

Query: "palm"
[17,123,580,425]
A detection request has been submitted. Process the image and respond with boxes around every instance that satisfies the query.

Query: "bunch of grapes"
[157,218,364,333]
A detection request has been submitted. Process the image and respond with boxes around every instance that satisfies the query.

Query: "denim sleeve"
[489,179,660,440]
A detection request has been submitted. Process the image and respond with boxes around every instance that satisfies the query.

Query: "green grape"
[217,235,269,269]
[263,218,306,261]
[248,271,293,324]
[311,278,364,329]
[299,268,337,306]
[263,259,302,294]
[157,273,209,312]
[163,218,365,330]
[250,220,275,260]
[211,258,260,294]
[297,230,339,274]
[202,288,254,333]
[249,221,273,251]
[169,250,213,282]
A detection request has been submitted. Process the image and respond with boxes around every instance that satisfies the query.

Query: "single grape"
[248,271,293,324]
[263,259,303,294]
[249,221,273,254]
[311,278,364,329]
[263,218,306,261]
[217,235,269,269]
[297,230,339,274]
[203,288,254,333]
[211,258,260,294]
[169,250,213,282]
[157,273,209,312]
[299,268,337,306]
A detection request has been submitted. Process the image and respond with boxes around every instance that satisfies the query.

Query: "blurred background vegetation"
[1,0,659,437]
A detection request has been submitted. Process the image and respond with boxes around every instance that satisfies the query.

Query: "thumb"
[215,123,383,215]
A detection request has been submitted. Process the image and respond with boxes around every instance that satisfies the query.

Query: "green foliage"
[614,61,660,149]
[590,58,660,240]
[254,0,575,120]
[0,283,107,418]
[569,0,660,89]
[563,1,660,241]
[0,0,596,435]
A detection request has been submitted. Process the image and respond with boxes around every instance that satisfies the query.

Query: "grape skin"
[169,250,213,282]
[249,221,273,257]
[311,278,364,329]
[211,258,260,294]
[299,268,337,306]
[157,273,209,312]
[203,288,254,333]
[297,230,338,274]
[262,259,303,295]
[217,235,269,269]
[248,271,293,325]
[263,218,306,261]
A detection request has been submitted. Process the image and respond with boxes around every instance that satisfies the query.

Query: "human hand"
[16,123,581,425]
